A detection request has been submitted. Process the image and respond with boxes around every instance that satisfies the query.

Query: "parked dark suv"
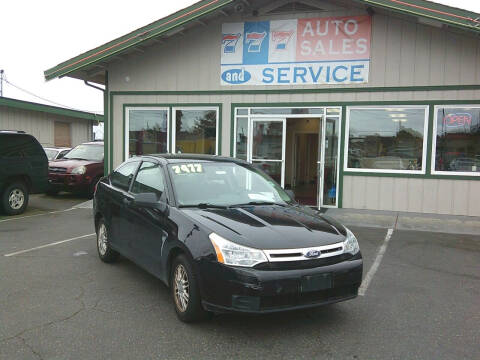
[0,131,48,215]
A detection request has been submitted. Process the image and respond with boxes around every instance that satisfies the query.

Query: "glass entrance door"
[249,118,286,187]
[318,115,340,207]
[234,107,341,208]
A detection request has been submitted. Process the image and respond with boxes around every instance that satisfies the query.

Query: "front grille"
[263,242,344,263]
[49,166,67,174]
[254,254,349,270]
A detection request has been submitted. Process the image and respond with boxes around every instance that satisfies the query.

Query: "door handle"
[123,198,132,206]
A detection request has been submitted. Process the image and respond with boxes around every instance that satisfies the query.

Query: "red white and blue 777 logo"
[245,32,267,52]
[271,30,294,51]
[222,33,241,53]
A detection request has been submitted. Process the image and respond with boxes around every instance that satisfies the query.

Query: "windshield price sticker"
[172,164,203,174]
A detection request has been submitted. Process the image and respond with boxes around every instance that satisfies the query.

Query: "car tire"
[96,218,119,263]
[171,254,211,323]
[1,182,29,216]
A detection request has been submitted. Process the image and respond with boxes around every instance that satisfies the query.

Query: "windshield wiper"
[179,203,228,209]
[230,201,286,207]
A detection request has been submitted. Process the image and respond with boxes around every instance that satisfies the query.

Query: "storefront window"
[174,108,218,155]
[128,109,168,158]
[433,106,480,174]
[346,107,427,172]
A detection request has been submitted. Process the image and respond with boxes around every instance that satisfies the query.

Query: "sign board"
[221,16,371,86]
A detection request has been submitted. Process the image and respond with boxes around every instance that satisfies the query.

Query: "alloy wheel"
[98,223,108,256]
[173,264,190,312]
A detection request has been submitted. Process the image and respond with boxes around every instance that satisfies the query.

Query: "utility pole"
[0,69,4,97]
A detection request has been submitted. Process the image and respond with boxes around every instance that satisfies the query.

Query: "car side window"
[110,161,139,191]
[0,134,36,157]
[131,162,166,198]
[58,150,69,159]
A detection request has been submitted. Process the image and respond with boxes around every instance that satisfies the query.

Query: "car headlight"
[71,166,86,175]
[344,228,360,255]
[209,233,267,267]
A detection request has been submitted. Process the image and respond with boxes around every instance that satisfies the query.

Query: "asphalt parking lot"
[1,195,479,360]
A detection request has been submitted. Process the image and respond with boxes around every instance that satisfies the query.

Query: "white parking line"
[4,233,96,257]
[358,228,394,296]
[0,207,78,223]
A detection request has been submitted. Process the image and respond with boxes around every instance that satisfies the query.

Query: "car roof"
[133,153,247,165]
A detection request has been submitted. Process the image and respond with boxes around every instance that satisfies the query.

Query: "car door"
[128,161,170,276]
[25,136,49,193]
[108,160,141,253]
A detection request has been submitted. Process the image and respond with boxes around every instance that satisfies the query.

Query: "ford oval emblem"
[221,68,251,84]
[304,249,321,258]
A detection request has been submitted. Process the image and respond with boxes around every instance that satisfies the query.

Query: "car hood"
[49,159,100,169]
[182,205,346,250]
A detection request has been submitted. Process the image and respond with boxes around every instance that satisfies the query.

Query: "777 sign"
[222,33,241,53]
[245,32,267,52]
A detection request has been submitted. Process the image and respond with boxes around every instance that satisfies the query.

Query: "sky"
[1,0,479,116]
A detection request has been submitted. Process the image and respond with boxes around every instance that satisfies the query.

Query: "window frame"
[130,161,167,197]
[344,105,430,175]
[431,104,480,177]
[110,160,141,192]
[124,107,170,161]
[172,106,219,155]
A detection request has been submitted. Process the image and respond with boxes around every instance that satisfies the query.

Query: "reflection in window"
[252,121,283,160]
[111,161,139,191]
[434,107,480,173]
[131,162,166,196]
[175,109,217,154]
[347,108,426,171]
[323,117,339,206]
[235,117,248,160]
[252,161,282,185]
[129,109,168,157]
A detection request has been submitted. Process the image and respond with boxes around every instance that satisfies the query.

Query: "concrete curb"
[324,208,480,236]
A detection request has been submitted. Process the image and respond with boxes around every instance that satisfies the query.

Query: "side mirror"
[285,189,295,200]
[133,192,169,214]
[133,192,158,208]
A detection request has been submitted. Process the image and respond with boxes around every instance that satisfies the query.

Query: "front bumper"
[48,173,91,192]
[198,254,363,314]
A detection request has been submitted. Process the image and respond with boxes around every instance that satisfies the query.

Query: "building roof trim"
[0,97,104,122]
[358,0,480,31]
[44,0,234,81]
[44,0,480,82]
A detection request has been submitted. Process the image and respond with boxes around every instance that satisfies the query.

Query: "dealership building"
[45,0,480,216]
[0,97,101,147]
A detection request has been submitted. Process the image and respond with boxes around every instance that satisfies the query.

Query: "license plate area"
[301,273,332,292]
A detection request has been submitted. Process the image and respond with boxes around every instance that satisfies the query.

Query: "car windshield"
[44,149,58,160]
[167,162,293,207]
[63,145,103,161]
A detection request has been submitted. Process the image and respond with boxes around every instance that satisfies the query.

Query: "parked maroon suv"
[48,141,104,197]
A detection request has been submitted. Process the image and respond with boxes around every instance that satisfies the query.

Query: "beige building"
[0,97,102,147]
[45,0,480,216]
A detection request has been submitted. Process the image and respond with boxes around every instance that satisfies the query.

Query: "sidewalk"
[324,208,480,236]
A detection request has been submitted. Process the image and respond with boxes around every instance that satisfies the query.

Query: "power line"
[3,76,102,115]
